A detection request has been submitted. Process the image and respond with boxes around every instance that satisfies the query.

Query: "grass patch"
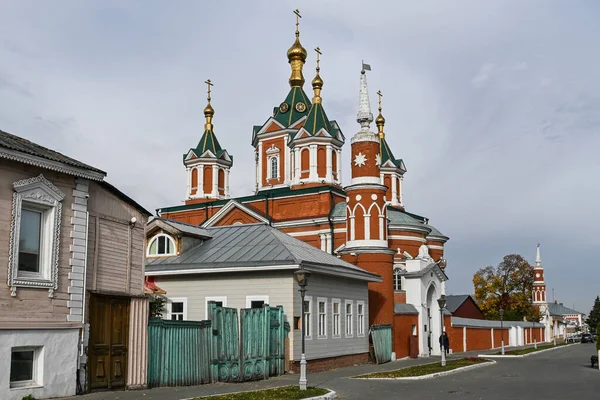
[195,385,329,399]
[355,357,488,379]
[496,342,569,355]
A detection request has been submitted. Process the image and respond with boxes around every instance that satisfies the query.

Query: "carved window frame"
[8,174,64,298]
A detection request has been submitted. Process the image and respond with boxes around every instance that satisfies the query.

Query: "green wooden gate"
[208,302,241,382]
[370,324,393,364]
[268,306,287,377]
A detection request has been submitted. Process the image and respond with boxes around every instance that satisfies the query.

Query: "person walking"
[439,331,450,355]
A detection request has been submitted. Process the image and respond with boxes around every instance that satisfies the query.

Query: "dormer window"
[148,234,176,256]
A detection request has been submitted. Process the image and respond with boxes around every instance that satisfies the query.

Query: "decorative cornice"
[0,148,105,181]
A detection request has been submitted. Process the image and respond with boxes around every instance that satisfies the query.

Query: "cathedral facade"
[158,12,449,359]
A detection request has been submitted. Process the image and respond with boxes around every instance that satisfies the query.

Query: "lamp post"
[437,295,447,367]
[499,307,505,355]
[294,268,311,391]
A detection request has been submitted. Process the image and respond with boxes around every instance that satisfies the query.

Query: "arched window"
[148,234,176,256]
[270,156,279,179]
[393,268,403,291]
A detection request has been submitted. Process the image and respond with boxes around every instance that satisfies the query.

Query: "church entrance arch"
[424,282,442,356]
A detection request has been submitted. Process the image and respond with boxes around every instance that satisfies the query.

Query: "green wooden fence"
[147,318,213,388]
[371,324,393,364]
[148,304,288,387]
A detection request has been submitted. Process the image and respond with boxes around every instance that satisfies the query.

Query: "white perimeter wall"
[0,329,79,400]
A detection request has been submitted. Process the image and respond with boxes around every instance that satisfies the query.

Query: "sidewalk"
[60,345,543,400]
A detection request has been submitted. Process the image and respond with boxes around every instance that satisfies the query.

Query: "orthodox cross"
[294,9,302,34]
[205,79,213,102]
[315,47,321,72]
[377,90,383,113]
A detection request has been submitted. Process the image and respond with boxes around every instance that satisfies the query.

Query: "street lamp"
[294,268,311,391]
[437,294,447,367]
[499,308,505,355]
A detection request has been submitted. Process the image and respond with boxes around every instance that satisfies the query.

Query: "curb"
[353,360,496,380]
[305,389,337,400]
[478,343,577,359]
[193,387,336,400]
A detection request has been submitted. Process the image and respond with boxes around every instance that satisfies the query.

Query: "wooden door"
[89,295,130,390]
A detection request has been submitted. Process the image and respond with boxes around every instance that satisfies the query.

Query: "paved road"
[66,344,599,399]
[323,343,600,400]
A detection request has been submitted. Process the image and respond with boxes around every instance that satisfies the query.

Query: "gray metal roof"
[0,129,106,174]
[331,201,346,219]
[395,303,419,315]
[445,295,471,313]
[146,223,381,281]
[548,302,582,316]
[399,263,449,281]
[452,316,544,329]
[153,217,213,238]
[387,207,427,228]
[425,224,448,240]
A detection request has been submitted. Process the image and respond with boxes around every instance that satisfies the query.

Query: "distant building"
[444,295,484,320]
[548,302,583,339]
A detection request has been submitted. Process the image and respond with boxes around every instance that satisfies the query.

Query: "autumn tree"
[586,296,600,330]
[473,254,537,321]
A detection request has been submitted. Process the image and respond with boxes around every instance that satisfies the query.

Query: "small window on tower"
[270,157,279,179]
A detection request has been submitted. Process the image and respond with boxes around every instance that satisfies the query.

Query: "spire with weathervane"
[183,79,233,203]
[376,90,407,209]
[533,243,548,317]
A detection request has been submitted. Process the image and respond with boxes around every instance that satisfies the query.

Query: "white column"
[391,174,398,206]
[336,150,342,184]
[224,169,230,198]
[325,145,333,182]
[294,148,301,184]
[491,328,495,348]
[463,326,467,352]
[350,216,356,241]
[326,233,332,254]
[309,144,317,181]
[197,166,204,198]
[399,176,404,206]
[319,234,326,251]
[186,167,191,198]
[257,143,263,189]
[212,165,218,197]
[284,136,290,184]
[364,213,370,240]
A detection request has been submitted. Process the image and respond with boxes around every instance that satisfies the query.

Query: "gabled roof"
[380,137,406,172]
[399,262,449,281]
[148,217,213,239]
[444,295,481,314]
[273,87,312,128]
[146,223,381,282]
[548,302,582,316]
[0,128,106,179]
[395,303,419,315]
[202,199,270,227]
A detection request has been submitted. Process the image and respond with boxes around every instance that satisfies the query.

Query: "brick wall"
[288,352,369,373]
[394,314,418,358]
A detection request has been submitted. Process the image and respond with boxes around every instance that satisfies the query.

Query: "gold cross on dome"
[377,90,383,112]
[205,79,213,102]
[294,9,302,33]
[315,47,321,70]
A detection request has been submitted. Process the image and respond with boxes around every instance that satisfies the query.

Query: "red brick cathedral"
[158,12,449,358]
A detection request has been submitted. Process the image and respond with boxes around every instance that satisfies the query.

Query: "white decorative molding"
[8,174,65,298]
[353,152,367,167]
[265,144,280,154]
[68,178,89,322]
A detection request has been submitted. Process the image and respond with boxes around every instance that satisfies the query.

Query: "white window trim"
[166,297,188,321]
[332,298,341,338]
[303,295,313,340]
[245,295,270,308]
[357,301,366,337]
[205,296,227,320]
[317,297,328,339]
[8,175,64,298]
[267,154,280,180]
[147,233,177,257]
[10,346,44,389]
[393,268,403,291]
[345,300,354,338]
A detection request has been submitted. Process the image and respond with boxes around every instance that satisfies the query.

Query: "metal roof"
[452,316,544,329]
[548,302,582,316]
[152,217,213,238]
[0,129,106,174]
[146,223,381,282]
[395,303,419,315]
[444,295,471,313]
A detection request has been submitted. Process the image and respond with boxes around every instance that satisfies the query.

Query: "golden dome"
[375,112,385,125]
[312,72,323,90]
[203,102,214,118]
[287,35,308,63]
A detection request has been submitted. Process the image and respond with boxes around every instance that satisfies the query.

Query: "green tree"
[473,254,536,320]
[586,296,600,330]
[149,296,166,319]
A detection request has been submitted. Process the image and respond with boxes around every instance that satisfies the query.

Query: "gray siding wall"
[292,273,369,361]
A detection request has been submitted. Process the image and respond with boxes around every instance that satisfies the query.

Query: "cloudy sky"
[1,1,598,315]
